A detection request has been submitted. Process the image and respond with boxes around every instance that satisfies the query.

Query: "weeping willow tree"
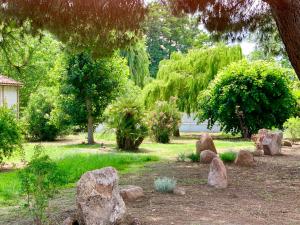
[121,39,151,88]
[143,44,243,114]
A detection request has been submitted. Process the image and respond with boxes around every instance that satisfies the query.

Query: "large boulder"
[200,150,217,164]
[262,132,283,156]
[196,133,217,155]
[253,129,283,156]
[235,150,255,167]
[120,185,144,202]
[208,157,228,189]
[76,167,126,225]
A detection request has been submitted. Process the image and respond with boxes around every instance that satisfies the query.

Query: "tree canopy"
[169,0,300,79]
[0,0,147,56]
[197,60,297,138]
[143,44,243,114]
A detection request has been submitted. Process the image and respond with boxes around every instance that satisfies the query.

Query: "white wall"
[0,86,18,109]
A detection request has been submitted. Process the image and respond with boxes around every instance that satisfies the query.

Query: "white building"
[0,75,22,117]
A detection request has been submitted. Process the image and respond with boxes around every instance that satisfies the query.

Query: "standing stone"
[235,150,255,167]
[200,150,217,164]
[252,129,269,151]
[76,167,126,225]
[262,131,283,155]
[120,185,144,202]
[196,133,217,155]
[208,158,228,189]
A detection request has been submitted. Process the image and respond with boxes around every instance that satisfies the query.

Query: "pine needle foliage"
[143,44,243,113]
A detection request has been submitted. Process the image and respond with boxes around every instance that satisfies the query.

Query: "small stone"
[131,218,142,225]
[173,187,186,196]
[196,133,217,155]
[235,150,255,167]
[120,185,144,202]
[282,140,292,147]
[200,150,217,164]
[208,157,228,189]
[253,150,264,157]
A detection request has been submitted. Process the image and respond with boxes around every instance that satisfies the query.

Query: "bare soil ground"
[2,146,300,225]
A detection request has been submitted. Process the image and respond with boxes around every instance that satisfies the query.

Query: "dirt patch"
[2,147,300,225]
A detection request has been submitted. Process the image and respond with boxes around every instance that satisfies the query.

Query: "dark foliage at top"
[0,0,147,56]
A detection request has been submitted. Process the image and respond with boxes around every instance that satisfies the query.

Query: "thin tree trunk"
[269,0,300,79]
[86,99,94,145]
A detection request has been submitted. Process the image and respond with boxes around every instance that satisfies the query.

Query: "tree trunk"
[173,128,180,137]
[86,99,94,145]
[269,0,300,79]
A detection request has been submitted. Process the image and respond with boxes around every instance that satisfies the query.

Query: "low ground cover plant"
[187,153,200,162]
[219,151,237,163]
[154,177,177,193]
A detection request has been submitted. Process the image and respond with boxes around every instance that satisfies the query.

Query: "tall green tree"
[121,39,151,88]
[198,60,297,138]
[60,52,128,144]
[145,2,207,77]
[143,44,243,114]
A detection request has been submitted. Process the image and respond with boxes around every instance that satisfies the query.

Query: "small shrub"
[187,153,200,162]
[147,98,181,143]
[177,152,186,162]
[105,95,148,151]
[283,117,300,142]
[0,106,23,163]
[18,146,67,225]
[219,151,237,163]
[154,177,176,193]
[23,88,66,141]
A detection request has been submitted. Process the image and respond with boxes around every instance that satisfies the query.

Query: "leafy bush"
[198,60,297,138]
[187,153,200,162]
[154,177,177,193]
[18,145,67,225]
[147,98,181,143]
[0,106,23,163]
[283,117,300,142]
[23,87,66,141]
[219,151,237,163]
[105,95,148,150]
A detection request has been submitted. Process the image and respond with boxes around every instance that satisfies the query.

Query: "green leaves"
[198,60,297,137]
[0,106,23,163]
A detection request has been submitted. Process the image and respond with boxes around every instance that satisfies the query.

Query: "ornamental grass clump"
[147,98,181,144]
[154,177,177,193]
[219,151,237,163]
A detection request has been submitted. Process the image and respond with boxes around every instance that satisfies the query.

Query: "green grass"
[219,151,237,163]
[0,153,159,206]
[0,132,254,206]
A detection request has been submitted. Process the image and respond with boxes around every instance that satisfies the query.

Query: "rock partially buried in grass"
[200,150,217,164]
[120,185,144,202]
[196,133,217,155]
[235,150,255,167]
[76,167,126,225]
[208,158,228,189]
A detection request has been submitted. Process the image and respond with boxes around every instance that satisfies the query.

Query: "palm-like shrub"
[105,96,148,151]
[147,98,181,143]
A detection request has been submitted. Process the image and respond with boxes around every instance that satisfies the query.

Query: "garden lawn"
[0,133,254,207]
[0,153,159,206]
